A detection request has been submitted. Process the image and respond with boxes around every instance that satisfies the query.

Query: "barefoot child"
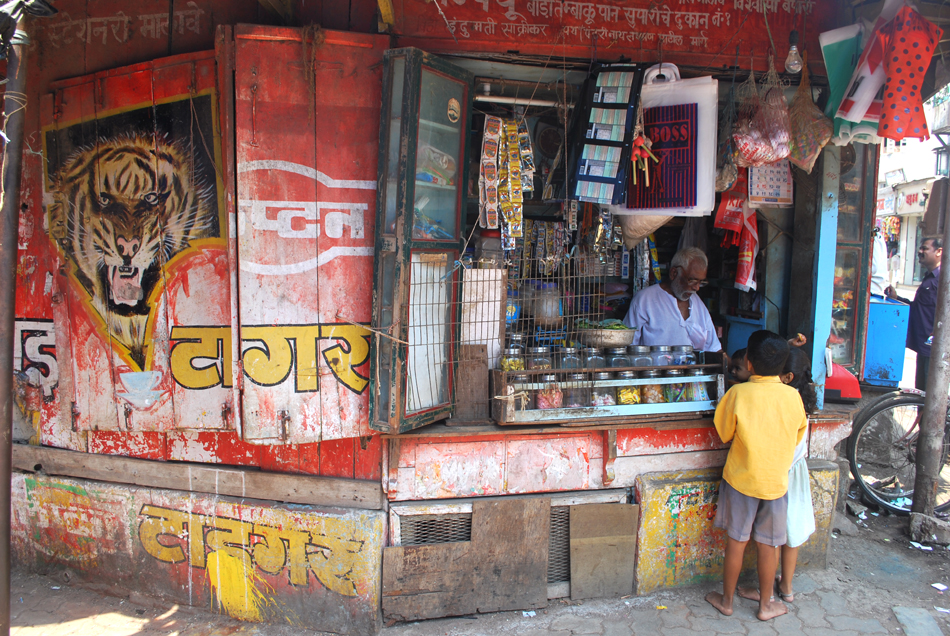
[736,347,818,606]
[705,330,808,621]
[775,347,818,602]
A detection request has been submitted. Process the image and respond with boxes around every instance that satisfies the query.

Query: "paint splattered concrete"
[13,508,950,636]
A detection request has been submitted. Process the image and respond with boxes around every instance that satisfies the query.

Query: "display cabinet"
[830,143,877,373]
[491,354,727,426]
[370,48,473,433]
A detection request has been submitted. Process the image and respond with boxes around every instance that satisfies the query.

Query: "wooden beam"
[12,444,384,510]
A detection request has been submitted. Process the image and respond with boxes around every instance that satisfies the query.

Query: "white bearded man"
[623,247,722,352]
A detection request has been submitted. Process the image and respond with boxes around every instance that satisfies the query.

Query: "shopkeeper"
[623,247,722,352]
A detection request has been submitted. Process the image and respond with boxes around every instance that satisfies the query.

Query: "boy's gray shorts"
[713,480,788,546]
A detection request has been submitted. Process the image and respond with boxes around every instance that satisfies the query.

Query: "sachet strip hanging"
[479,116,535,246]
[479,115,502,228]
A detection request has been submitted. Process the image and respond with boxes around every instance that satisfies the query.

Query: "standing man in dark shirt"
[887,237,942,390]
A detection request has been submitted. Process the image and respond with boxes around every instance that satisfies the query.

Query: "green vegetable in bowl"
[576,319,631,330]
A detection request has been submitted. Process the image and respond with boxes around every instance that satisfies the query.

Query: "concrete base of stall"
[634,461,840,595]
[10,471,385,636]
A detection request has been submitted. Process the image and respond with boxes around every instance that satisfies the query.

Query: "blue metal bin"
[863,297,909,387]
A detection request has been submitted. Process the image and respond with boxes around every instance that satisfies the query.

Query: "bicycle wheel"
[848,394,950,515]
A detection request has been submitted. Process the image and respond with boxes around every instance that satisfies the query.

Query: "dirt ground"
[822,483,950,630]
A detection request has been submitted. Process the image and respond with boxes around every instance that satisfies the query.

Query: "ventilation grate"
[548,506,570,584]
[395,505,573,586]
[400,513,472,545]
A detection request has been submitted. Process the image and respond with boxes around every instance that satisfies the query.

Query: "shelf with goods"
[490,357,726,425]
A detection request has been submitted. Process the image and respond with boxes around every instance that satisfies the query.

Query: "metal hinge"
[277,409,291,441]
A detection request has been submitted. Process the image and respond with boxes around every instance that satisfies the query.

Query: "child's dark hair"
[783,348,818,413]
[746,330,789,376]
[732,348,747,360]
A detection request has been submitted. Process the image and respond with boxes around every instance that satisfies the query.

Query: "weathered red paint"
[617,425,728,457]
[319,438,359,479]
[88,431,166,460]
[166,431,261,465]
[232,26,386,444]
[392,0,838,73]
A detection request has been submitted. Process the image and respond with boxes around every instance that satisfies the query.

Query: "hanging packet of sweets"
[480,116,503,228]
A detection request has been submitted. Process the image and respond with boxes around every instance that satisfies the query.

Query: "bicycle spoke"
[850,396,928,515]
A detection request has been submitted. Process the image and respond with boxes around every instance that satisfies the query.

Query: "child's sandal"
[774,578,794,602]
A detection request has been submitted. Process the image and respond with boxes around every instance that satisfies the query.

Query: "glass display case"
[370,48,473,433]
[831,143,877,371]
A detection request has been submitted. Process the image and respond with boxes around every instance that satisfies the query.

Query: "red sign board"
[393,0,837,71]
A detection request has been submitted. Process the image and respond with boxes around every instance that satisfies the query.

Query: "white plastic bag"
[617,64,718,217]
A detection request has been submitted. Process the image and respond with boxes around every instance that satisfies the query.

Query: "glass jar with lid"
[651,345,673,366]
[535,374,563,409]
[628,345,653,368]
[664,369,688,403]
[616,370,640,405]
[640,369,666,404]
[671,345,696,366]
[507,333,526,352]
[606,347,632,369]
[559,346,583,369]
[527,346,553,370]
[500,348,525,372]
[563,373,590,408]
[686,367,711,402]
[534,282,563,327]
[591,371,616,406]
[509,373,534,410]
[583,347,606,369]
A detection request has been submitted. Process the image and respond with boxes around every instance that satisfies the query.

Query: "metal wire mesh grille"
[400,513,473,545]
[548,505,571,584]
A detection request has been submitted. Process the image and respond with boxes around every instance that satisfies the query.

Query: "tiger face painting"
[48,135,218,369]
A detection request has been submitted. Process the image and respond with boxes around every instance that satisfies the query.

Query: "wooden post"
[912,179,950,515]
[0,21,29,635]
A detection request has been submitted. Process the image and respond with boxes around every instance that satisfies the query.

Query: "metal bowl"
[578,328,637,348]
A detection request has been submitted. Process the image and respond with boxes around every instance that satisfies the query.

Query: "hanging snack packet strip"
[481,116,502,229]
[518,119,535,193]
[505,119,524,238]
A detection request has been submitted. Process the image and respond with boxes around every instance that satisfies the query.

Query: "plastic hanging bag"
[733,70,770,166]
[735,205,758,292]
[716,82,739,192]
[734,59,791,167]
[618,63,718,217]
[714,167,747,235]
[788,57,833,173]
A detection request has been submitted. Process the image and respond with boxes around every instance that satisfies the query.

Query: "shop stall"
[8,0,938,633]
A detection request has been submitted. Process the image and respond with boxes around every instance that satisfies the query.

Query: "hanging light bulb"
[785,30,803,74]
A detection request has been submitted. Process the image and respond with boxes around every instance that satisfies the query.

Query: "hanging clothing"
[877,6,943,141]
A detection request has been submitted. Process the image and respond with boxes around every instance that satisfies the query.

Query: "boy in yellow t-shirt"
[705,330,808,622]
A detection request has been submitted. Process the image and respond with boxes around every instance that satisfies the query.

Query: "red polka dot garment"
[877,6,943,141]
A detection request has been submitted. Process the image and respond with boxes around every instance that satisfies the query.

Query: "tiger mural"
[48,135,218,369]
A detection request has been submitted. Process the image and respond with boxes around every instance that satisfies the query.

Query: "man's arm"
[885,285,911,304]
